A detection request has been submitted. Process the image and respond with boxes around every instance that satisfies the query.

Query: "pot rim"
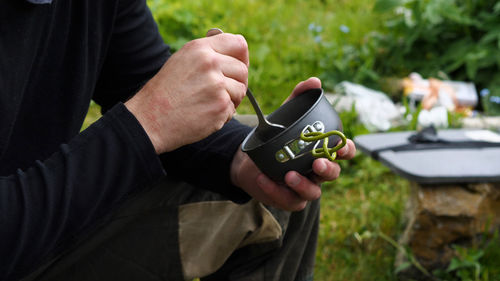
[241,88,324,152]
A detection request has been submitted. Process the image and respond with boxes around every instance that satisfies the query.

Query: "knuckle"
[234,34,248,52]
[236,83,247,103]
[211,108,229,131]
[213,94,234,123]
[232,34,249,63]
[214,89,230,107]
[205,73,226,96]
[222,98,235,113]
[292,201,307,212]
[183,38,203,51]
[199,52,218,71]
[239,62,249,81]
[213,119,225,131]
[214,76,227,92]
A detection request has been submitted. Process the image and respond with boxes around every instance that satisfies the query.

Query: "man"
[0,0,356,280]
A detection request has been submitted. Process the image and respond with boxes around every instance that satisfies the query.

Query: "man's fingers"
[311,158,341,182]
[205,30,248,108]
[291,77,322,95]
[224,78,247,108]
[211,55,247,107]
[208,33,249,66]
[284,77,322,103]
[257,174,308,211]
[336,139,356,160]
[284,171,322,202]
[218,54,248,85]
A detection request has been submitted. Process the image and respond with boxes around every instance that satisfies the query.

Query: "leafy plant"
[372,0,500,101]
[429,230,500,281]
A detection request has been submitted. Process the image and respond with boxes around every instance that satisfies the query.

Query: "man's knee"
[178,199,282,279]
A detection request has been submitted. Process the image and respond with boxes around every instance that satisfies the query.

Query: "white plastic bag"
[335,81,402,132]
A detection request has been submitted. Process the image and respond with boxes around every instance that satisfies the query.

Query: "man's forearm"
[0,104,165,281]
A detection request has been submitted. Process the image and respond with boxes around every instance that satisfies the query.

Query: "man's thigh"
[22,176,295,281]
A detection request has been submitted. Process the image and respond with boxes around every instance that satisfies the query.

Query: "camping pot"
[241,88,343,182]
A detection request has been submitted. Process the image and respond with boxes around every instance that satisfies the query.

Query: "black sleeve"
[91,0,254,201]
[92,0,170,112]
[0,104,165,281]
[161,119,253,203]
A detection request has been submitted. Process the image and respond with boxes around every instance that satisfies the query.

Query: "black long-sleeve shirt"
[0,0,251,280]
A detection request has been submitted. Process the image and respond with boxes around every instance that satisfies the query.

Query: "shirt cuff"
[106,102,166,182]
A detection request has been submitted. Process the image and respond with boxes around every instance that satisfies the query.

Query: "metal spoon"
[244,87,286,140]
[206,28,286,140]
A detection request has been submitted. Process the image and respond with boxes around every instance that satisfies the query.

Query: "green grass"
[148,0,387,114]
[315,155,409,281]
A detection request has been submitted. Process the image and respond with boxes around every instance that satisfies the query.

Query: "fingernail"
[339,144,349,157]
[288,173,301,187]
[317,160,327,173]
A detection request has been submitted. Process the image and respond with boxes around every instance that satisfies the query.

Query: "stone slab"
[396,182,500,280]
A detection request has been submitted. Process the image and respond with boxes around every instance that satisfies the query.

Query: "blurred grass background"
[83,0,500,280]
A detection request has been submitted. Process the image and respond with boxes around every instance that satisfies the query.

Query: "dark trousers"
[22,176,320,281]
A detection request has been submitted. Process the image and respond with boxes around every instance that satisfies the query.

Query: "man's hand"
[230,77,356,211]
[125,33,249,154]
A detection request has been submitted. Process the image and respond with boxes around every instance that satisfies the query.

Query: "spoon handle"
[246,88,269,127]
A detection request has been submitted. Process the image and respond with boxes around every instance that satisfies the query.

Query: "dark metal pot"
[241,88,343,182]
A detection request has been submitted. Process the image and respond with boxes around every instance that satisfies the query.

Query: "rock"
[234,114,258,127]
[396,182,500,280]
